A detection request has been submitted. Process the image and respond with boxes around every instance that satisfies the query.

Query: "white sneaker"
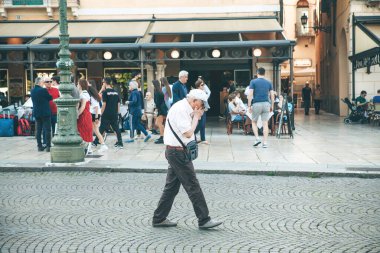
[253,139,261,147]
[98,144,108,152]
[262,143,268,148]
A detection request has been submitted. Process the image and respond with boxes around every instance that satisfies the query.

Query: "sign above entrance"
[294,58,312,67]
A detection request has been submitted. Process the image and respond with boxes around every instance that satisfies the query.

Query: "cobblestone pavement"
[0,172,379,253]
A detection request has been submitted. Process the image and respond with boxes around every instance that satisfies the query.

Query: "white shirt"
[89,95,100,115]
[145,99,155,113]
[164,98,194,146]
[80,90,90,102]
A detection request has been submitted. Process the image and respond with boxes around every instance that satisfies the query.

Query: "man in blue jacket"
[31,77,52,152]
[124,80,151,143]
[171,70,188,105]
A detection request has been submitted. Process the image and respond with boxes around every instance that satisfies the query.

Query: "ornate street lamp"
[300,13,331,33]
[51,0,84,163]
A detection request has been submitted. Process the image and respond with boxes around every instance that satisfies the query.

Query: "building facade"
[0,1,298,116]
[315,0,380,116]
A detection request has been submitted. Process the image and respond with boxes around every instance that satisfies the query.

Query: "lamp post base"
[51,145,85,163]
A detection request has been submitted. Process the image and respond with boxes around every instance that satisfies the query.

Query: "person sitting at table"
[228,94,247,122]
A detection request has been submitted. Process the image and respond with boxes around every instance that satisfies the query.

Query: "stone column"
[156,63,167,80]
[144,64,154,95]
[257,63,274,84]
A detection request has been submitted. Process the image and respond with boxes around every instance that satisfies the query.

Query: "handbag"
[167,119,198,161]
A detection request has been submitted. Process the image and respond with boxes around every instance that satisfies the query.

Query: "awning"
[149,18,283,35]
[355,25,379,54]
[281,67,316,76]
[43,21,150,38]
[0,22,57,38]
[349,16,380,71]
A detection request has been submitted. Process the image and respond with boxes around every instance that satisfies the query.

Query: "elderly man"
[31,77,52,152]
[44,77,60,138]
[152,89,222,230]
[171,70,189,105]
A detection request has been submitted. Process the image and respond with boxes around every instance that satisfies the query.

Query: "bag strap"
[167,119,187,150]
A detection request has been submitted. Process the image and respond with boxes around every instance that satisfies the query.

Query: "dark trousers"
[96,117,122,143]
[304,100,310,115]
[153,148,211,226]
[314,100,321,114]
[43,114,57,144]
[36,116,51,148]
[195,113,206,141]
[129,114,148,138]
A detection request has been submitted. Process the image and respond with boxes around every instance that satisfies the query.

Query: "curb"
[0,166,379,179]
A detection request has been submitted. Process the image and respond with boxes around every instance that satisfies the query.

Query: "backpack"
[17,118,31,136]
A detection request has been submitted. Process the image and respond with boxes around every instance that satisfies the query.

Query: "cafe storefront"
[0,17,295,114]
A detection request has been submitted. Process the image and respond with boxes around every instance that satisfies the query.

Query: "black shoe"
[154,137,164,144]
[92,140,99,147]
[114,142,124,149]
[152,219,177,227]
[45,147,51,152]
[38,146,45,152]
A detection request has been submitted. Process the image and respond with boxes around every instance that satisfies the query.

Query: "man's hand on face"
[193,107,204,119]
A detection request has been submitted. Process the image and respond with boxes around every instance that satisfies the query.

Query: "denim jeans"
[153,148,211,226]
[129,114,148,138]
[195,113,207,141]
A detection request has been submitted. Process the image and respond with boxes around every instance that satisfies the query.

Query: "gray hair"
[129,80,138,90]
[34,77,42,86]
[178,70,188,78]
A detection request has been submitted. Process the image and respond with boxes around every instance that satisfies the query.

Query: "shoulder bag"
[167,119,198,161]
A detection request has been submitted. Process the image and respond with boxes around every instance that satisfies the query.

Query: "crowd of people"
[29,70,215,154]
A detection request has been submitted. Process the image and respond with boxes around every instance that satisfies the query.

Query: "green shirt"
[356,96,367,105]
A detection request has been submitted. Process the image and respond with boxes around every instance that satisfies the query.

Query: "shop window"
[12,0,44,5]
[0,70,9,106]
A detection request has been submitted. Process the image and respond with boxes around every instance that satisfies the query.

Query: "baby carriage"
[341,97,368,124]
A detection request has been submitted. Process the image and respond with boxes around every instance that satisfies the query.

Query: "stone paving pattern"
[1,172,379,252]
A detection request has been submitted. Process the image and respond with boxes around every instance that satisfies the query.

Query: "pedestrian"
[77,79,93,155]
[51,75,60,88]
[31,77,52,152]
[43,77,60,137]
[153,80,167,144]
[143,91,155,132]
[302,81,312,115]
[152,89,222,229]
[124,80,151,143]
[247,67,275,148]
[88,84,108,152]
[161,77,172,110]
[172,70,188,105]
[194,78,211,144]
[313,84,322,114]
[93,77,123,149]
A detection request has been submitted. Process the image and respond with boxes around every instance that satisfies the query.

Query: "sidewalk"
[1,109,380,177]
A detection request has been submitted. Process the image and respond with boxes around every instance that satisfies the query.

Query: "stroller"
[341,97,368,124]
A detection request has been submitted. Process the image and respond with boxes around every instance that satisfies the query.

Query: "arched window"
[296,0,309,8]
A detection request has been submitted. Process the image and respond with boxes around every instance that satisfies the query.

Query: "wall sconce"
[170,49,180,59]
[211,49,221,58]
[301,13,331,33]
[103,51,112,60]
[253,48,262,57]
